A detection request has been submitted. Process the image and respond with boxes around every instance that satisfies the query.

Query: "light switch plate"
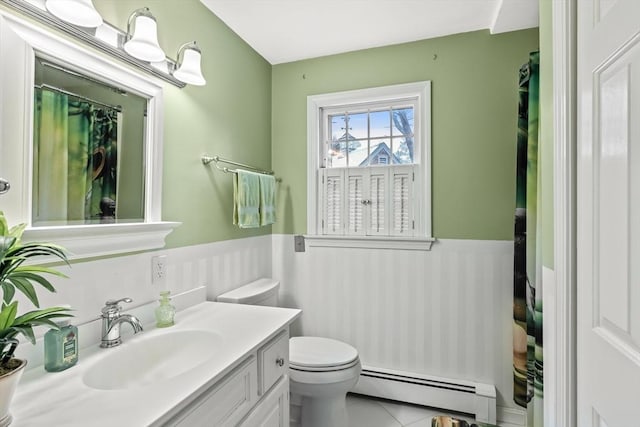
[294,235,305,252]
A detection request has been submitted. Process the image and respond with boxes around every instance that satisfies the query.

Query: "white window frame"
[306,81,434,250]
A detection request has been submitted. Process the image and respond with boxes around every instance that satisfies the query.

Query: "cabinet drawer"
[258,331,288,395]
[240,375,289,427]
[171,356,258,427]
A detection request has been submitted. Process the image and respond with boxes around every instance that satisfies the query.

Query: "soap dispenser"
[44,318,78,372]
[155,290,175,327]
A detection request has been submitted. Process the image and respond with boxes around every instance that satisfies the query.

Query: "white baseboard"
[497,406,527,426]
[351,366,497,424]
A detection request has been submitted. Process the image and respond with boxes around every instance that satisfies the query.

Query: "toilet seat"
[290,358,360,372]
[289,336,359,372]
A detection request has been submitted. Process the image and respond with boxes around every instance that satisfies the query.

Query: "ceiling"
[200,0,539,65]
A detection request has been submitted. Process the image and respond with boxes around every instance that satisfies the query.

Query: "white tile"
[376,399,442,425]
[346,395,401,427]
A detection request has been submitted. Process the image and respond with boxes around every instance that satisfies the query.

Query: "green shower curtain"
[34,89,119,223]
[513,51,542,427]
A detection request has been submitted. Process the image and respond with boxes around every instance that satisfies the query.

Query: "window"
[306,82,433,250]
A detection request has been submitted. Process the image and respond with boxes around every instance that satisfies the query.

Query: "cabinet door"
[170,357,257,427]
[240,376,289,427]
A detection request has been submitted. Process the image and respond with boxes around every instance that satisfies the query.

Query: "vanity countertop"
[10,301,301,426]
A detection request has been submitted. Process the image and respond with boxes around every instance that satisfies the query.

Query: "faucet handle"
[102,297,133,315]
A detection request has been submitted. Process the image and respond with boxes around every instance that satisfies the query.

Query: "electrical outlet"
[151,255,167,286]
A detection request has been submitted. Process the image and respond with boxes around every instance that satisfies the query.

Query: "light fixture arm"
[172,40,206,85]
[176,41,200,65]
[126,7,154,41]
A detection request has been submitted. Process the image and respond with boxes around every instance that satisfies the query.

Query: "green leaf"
[20,318,59,329]
[15,266,68,282]
[11,325,35,345]
[8,277,39,307]
[0,328,17,341]
[0,283,14,305]
[0,236,16,255]
[14,306,72,325]
[11,270,63,293]
[0,302,18,331]
[0,212,7,237]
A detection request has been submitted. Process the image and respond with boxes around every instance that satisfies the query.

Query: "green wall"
[96,0,273,248]
[539,0,554,268]
[272,29,539,240]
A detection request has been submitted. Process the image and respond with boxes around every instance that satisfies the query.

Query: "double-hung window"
[307,82,433,250]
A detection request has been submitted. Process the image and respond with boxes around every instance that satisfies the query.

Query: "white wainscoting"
[272,235,520,418]
[542,266,556,427]
[15,235,272,365]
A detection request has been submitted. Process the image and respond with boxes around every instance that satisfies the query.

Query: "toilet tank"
[216,278,280,306]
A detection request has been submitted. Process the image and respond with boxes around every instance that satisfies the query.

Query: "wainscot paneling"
[272,235,516,411]
[15,235,272,365]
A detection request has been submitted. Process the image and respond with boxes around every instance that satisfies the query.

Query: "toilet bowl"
[217,279,361,427]
[289,336,361,427]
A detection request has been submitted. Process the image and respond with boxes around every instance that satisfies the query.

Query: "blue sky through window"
[328,107,414,167]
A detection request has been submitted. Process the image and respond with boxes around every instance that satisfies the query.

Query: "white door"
[577,0,640,425]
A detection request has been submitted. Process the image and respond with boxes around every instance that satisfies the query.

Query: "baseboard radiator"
[352,366,497,424]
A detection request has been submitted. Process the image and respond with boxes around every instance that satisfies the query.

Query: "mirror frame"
[0,10,179,259]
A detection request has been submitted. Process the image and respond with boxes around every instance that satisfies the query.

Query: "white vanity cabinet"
[165,329,291,427]
[11,301,301,427]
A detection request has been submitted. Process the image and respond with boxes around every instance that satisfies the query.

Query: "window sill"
[303,235,435,251]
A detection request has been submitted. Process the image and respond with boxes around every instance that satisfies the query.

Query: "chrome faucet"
[100,297,143,348]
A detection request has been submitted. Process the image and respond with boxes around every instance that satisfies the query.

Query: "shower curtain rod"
[35,83,123,112]
[39,59,128,95]
[201,155,281,182]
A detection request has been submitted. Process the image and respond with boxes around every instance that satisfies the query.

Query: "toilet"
[217,278,361,427]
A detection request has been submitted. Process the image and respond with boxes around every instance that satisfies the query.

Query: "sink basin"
[83,330,223,390]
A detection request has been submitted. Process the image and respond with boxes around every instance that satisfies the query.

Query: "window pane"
[327,147,347,167]
[368,139,392,166]
[348,142,368,167]
[392,107,414,137]
[330,114,346,141]
[392,137,414,164]
[347,112,368,139]
[370,110,391,138]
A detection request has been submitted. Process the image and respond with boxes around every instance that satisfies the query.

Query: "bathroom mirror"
[32,57,147,226]
[0,10,178,259]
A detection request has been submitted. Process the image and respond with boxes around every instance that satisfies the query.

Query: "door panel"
[578,0,640,425]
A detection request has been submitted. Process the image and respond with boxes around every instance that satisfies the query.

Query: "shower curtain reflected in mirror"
[33,88,120,225]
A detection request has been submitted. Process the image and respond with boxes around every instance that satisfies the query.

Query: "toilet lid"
[289,337,359,369]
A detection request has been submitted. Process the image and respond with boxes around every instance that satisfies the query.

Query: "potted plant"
[0,211,72,425]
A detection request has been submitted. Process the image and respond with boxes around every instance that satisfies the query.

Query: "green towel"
[259,174,276,226]
[233,170,261,228]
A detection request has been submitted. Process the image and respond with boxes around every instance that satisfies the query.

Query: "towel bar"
[201,155,281,182]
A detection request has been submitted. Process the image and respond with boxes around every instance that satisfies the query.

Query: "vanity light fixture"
[44,0,102,28]
[173,41,206,86]
[123,7,165,63]
[1,0,205,87]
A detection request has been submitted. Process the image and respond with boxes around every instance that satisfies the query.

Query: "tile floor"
[346,394,474,427]
[346,394,519,427]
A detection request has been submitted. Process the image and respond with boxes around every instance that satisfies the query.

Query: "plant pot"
[0,359,26,427]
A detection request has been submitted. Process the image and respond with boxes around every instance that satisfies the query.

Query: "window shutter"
[346,169,366,235]
[323,169,344,235]
[368,169,388,236]
[390,165,414,236]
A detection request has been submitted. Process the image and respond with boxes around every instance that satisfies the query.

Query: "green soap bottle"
[44,320,78,372]
[155,291,175,328]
